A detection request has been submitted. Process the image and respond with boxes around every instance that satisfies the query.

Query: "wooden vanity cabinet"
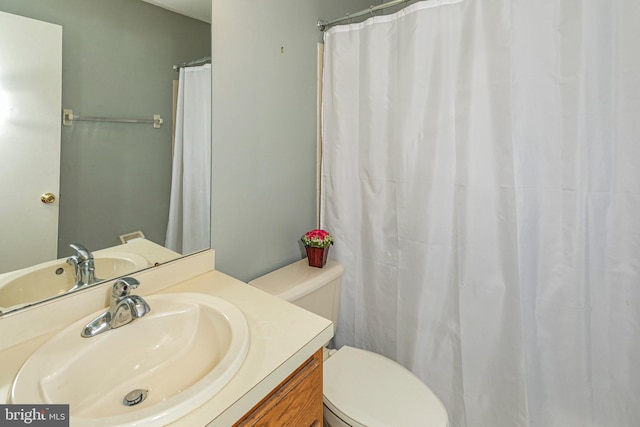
[234,348,323,427]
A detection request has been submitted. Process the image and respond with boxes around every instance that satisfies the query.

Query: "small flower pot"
[305,246,330,268]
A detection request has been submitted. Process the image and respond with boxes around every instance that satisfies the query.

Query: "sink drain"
[122,389,148,406]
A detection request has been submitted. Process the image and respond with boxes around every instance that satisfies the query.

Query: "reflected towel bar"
[62,109,163,129]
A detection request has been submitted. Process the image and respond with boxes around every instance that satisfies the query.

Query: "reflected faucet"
[82,277,151,338]
[66,243,98,291]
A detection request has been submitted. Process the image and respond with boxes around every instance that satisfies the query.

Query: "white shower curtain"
[321,1,640,426]
[166,64,211,254]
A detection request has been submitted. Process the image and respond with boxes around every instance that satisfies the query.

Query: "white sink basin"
[10,292,250,427]
[0,252,149,311]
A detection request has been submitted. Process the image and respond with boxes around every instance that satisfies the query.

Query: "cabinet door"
[234,348,323,427]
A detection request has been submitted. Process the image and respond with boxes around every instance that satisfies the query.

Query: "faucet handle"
[112,277,140,299]
[70,243,93,262]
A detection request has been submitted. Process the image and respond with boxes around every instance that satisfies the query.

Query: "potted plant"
[301,229,333,268]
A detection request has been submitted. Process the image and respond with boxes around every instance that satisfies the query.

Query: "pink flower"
[301,229,333,248]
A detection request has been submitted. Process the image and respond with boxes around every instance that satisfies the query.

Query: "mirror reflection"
[0,0,211,314]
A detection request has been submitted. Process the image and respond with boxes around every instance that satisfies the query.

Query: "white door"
[0,11,62,273]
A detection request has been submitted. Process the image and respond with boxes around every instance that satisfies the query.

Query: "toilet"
[248,258,449,427]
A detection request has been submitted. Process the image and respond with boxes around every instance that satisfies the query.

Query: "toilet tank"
[248,259,344,331]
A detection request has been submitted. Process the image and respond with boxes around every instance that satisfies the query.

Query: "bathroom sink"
[0,252,149,311]
[10,292,250,427]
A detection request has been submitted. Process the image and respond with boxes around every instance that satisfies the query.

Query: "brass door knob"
[41,192,56,204]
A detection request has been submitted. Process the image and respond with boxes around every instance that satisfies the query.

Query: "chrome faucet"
[81,277,151,338]
[67,243,98,291]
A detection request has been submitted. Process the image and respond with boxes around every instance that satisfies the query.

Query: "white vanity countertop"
[0,262,333,427]
[98,237,183,266]
[162,270,333,426]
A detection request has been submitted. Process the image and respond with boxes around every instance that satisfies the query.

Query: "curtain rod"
[318,0,411,31]
[172,56,211,71]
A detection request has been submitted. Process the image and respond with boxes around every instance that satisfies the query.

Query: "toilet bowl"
[249,259,449,427]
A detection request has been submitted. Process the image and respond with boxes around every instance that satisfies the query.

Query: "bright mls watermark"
[0,405,69,426]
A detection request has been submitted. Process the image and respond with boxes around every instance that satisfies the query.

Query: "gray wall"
[211,0,375,282]
[0,0,210,257]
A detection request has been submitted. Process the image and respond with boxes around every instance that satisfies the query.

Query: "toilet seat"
[323,346,449,427]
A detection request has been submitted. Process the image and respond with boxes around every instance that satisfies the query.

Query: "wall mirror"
[0,0,211,315]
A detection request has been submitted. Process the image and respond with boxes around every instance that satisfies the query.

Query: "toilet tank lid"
[323,346,449,427]
[248,259,343,302]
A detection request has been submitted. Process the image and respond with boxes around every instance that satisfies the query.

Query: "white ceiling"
[141,0,211,24]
